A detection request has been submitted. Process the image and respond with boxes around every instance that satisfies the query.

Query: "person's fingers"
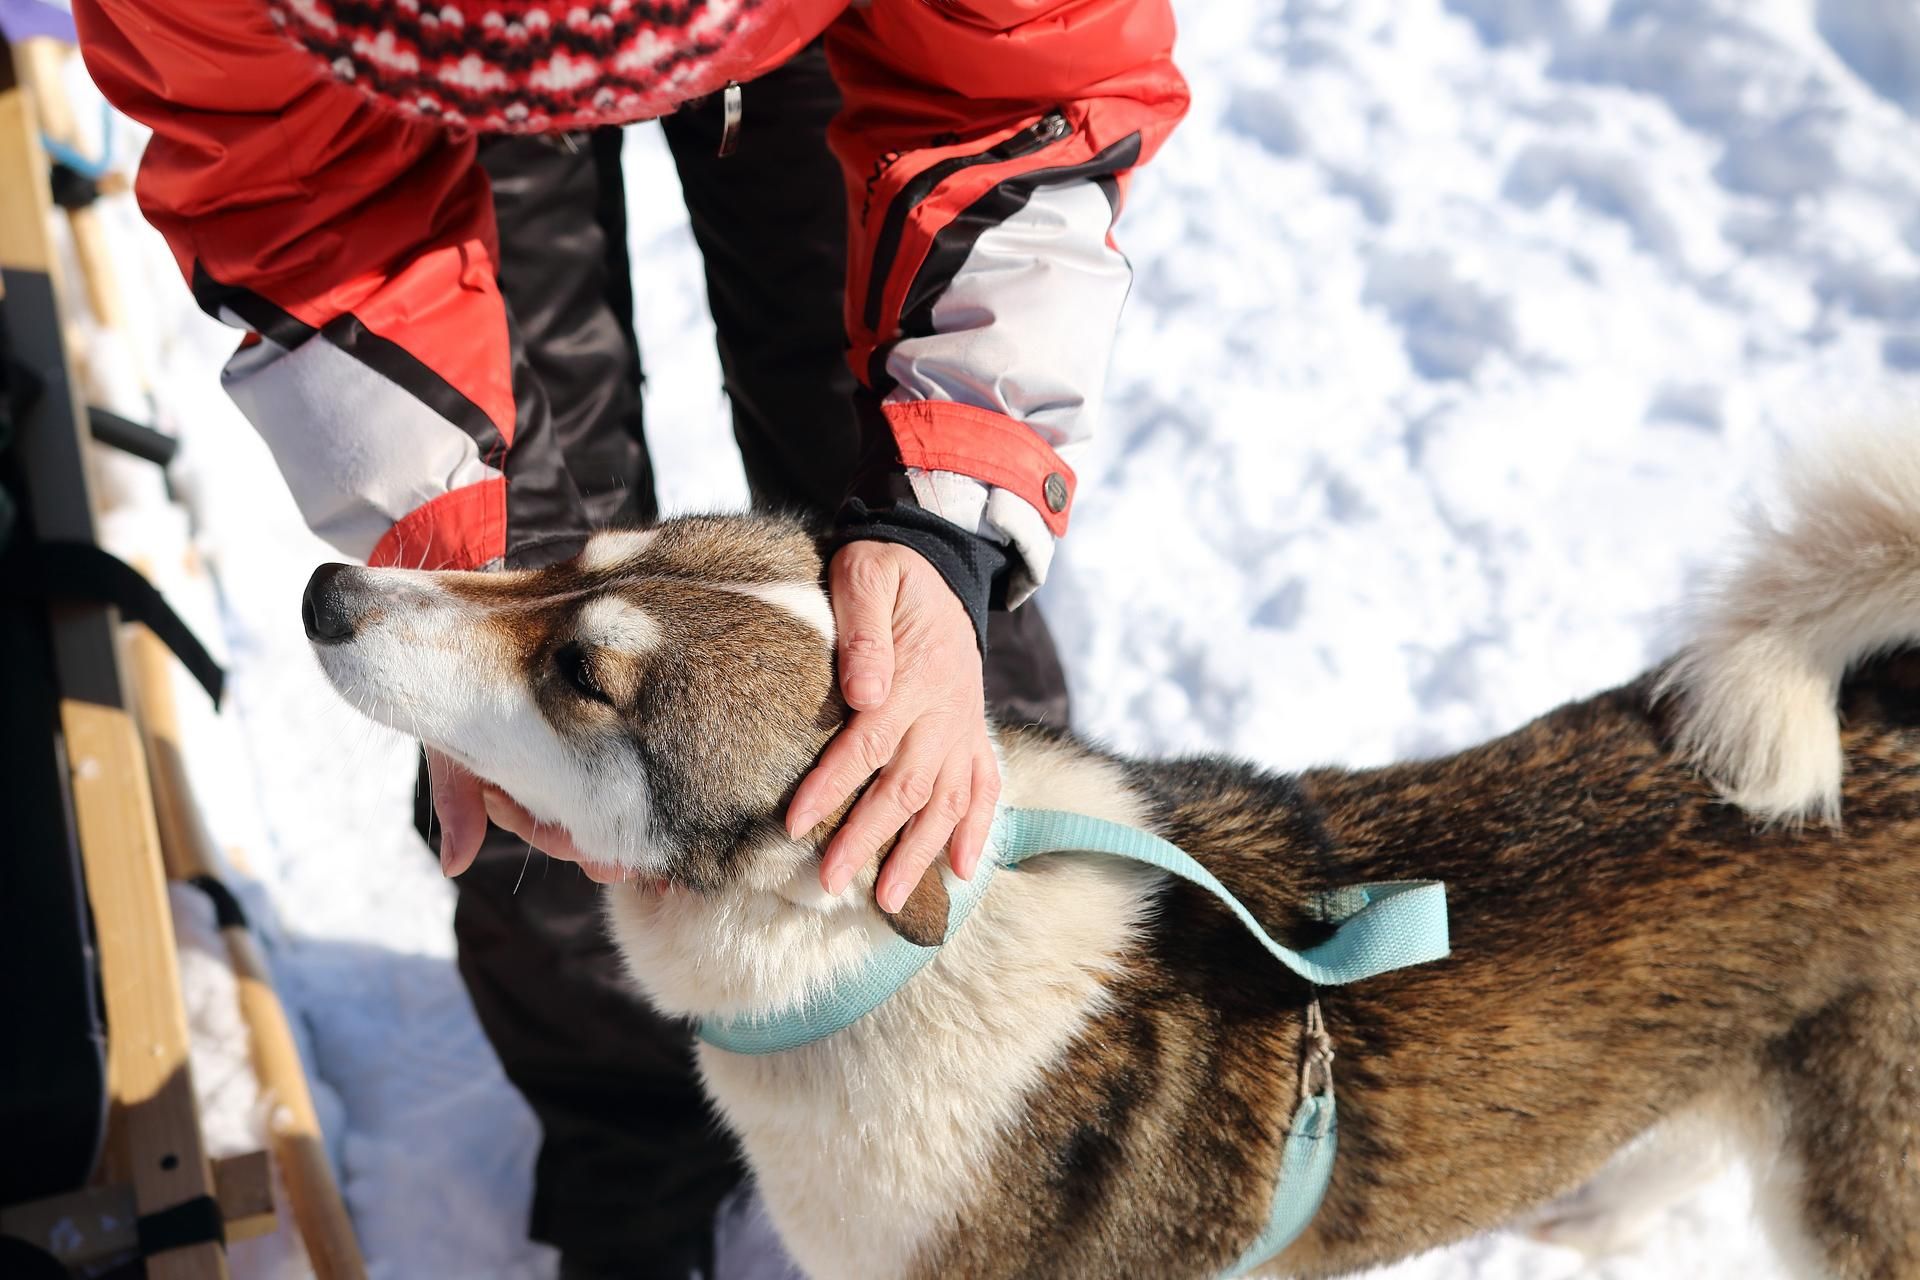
[428,750,488,877]
[947,747,1002,881]
[790,703,906,843]
[875,750,971,913]
[578,861,634,885]
[480,787,588,863]
[819,718,947,896]
[830,543,901,711]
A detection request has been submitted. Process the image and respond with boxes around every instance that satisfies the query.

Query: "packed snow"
[64,0,1920,1275]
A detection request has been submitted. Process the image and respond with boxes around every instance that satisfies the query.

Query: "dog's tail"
[1660,425,1920,825]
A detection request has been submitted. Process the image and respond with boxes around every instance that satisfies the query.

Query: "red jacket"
[75,0,1187,589]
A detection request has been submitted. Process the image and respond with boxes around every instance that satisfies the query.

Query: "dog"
[304,429,1920,1279]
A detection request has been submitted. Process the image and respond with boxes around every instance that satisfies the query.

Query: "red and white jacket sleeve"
[826,0,1187,603]
[73,0,1185,590]
[73,0,574,573]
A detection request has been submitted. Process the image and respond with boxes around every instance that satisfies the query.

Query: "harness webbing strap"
[990,808,1450,987]
[695,805,1451,1277]
[695,837,1007,1056]
[1225,1092,1336,1279]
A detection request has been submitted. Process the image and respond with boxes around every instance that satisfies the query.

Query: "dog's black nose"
[303,562,362,644]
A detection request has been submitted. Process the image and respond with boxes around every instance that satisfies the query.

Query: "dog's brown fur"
[440,519,954,930]
[925,657,1920,1277]
[308,437,1920,1279]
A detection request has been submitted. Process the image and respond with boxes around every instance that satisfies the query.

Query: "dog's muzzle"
[302,562,370,645]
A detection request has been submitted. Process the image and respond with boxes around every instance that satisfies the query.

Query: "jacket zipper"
[862,109,1074,333]
[717,81,743,157]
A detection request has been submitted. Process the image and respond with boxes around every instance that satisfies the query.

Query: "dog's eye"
[557,644,612,704]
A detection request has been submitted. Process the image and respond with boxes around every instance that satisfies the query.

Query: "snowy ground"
[67,0,1920,1275]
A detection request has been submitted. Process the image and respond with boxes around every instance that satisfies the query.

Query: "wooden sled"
[0,31,365,1280]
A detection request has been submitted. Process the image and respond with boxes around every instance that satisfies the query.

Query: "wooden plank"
[13,39,76,144]
[0,38,125,708]
[62,699,229,1280]
[228,930,369,1280]
[18,38,128,332]
[0,51,50,273]
[1,1153,276,1268]
[211,1150,277,1244]
[130,618,219,884]
[130,622,371,1280]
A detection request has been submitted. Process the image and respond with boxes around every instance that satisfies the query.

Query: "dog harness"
[698,807,1451,1277]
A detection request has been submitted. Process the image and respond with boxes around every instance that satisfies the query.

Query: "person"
[73,1,1188,1275]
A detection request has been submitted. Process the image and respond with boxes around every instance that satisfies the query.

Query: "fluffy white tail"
[1661,426,1920,825]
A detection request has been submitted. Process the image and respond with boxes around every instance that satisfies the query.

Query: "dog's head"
[303,516,852,894]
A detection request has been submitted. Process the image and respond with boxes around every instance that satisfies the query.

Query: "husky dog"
[305,430,1920,1279]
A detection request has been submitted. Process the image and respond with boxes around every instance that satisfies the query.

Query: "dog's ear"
[879,865,951,948]
[800,795,953,946]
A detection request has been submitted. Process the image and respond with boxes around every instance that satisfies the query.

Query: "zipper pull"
[717,81,743,157]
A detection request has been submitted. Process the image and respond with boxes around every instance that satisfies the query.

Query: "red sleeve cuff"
[880,400,1077,538]
[367,478,507,571]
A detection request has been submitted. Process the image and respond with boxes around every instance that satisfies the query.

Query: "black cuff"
[831,496,1008,652]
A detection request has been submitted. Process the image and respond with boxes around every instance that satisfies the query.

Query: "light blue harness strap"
[701,805,1448,1047]
[696,853,1007,1056]
[697,805,1451,1279]
[1224,1093,1337,1279]
[992,808,1450,986]
[989,810,1449,1276]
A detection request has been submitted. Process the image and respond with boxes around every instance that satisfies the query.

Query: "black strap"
[5,541,225,706]
[136,1194,226,1257]
[89,406,180,467]
[49,162,104,211]
[189,875,250,931]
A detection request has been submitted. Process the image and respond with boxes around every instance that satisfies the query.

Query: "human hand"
[426,748,632,883]
[786,540,1000,914]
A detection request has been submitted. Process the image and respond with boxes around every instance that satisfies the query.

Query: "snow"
[65,0,1920,1275]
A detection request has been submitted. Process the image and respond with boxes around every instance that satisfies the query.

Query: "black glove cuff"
[830,497,1009,652]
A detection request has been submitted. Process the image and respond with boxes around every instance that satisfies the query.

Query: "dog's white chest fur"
[608,741,1160,1278]
[695,850,1157,1278]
